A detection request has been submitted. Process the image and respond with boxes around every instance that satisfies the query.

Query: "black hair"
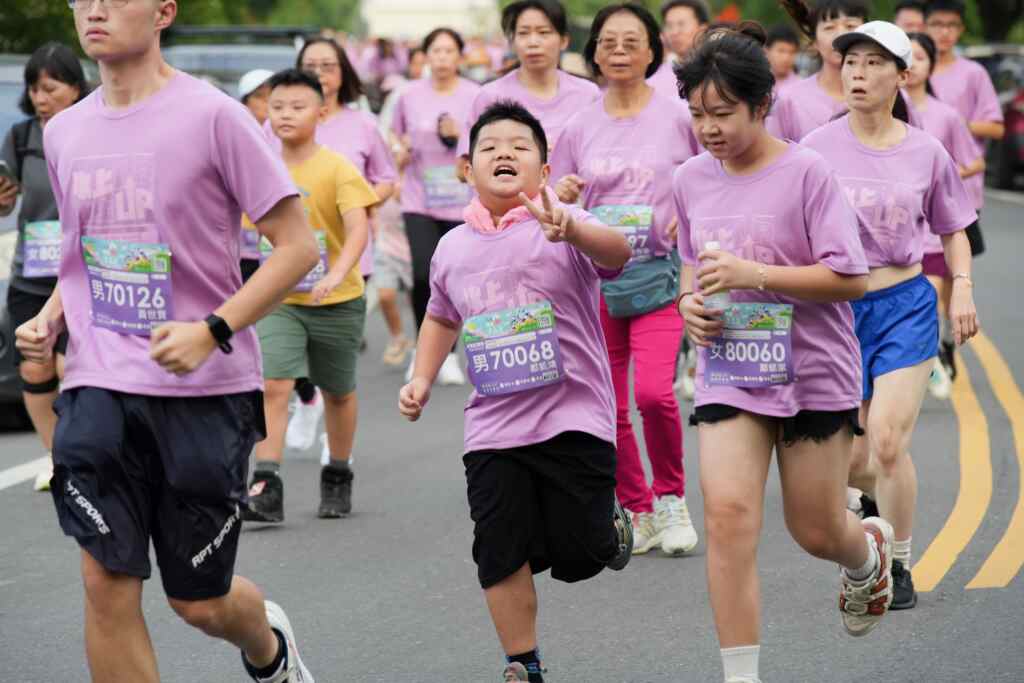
[268,68,325,100]
[19,42,90,117]
[423,27,466,54]
[377,37,396,60]
[831,40,911,123]
[778,0,871,40]
[766,23,801,48]
[894,0,926,17]
[907,31,938,96]
[675,22,775,116]
[502,0,569,38]
[924,0,965,20]
[660,0,711,25]
[296,38,363,105]
[468,100,549,163]
[584,3,665,80]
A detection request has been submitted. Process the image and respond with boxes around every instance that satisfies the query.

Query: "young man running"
[17,0,319,680]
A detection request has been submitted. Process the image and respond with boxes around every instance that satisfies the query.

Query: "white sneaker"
[630,511,662,554]
[927,357,951,400]
[254,600,314,682]
[405,350,416,383]
[674,349,697,400]
[320,433,354,467]
[840,517,894,637]
[846,487,864,515]
[285,390,323,451]
[438,352,466,386]
[654,495,699,555]
[33,455,53,492]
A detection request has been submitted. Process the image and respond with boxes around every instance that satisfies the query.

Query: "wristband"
[675,291,694,314]
[952,272,973,287]
[756,263,768,292]
[205,314,234,354]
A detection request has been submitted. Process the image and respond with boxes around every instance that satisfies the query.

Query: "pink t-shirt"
[774,71,801,96]
[802,118,976,268]
[549,91,698,263]
[647,59,682,102]
[44,72,297,397]
[425,208,619,453]
[917,94,983,253]
[931,56,1003,210]
[673,143,868,416]
[391,77,481,222]
[456,69,601,157]
[768,75,921,140]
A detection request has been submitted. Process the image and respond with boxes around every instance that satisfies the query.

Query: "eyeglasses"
[301,62,340,74]
[67,0,132,9]
[926,20,963,32]
[596,37,645,53]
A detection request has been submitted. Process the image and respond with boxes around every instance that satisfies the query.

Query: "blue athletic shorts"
[852,273,938,401]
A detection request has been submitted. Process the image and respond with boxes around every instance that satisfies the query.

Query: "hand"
[949,280,979,345]
[310,272,343,304]
[679,292,723,348]
[519,188,576,244]
[553,174,585,204]
[0,176,18,210]
[149,321,218,376]
[438,114,460,140]
[696,248,758,296]
[15,303,65,364]
[399,377,432,421]
[665,216,679,244]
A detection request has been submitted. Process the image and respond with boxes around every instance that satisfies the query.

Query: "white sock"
[845,535,879,582]
[721,645,760,682]
[894,537,912,567]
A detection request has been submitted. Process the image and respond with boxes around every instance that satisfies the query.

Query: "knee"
[168,597,225,636]
[263,379,293,402]
[378,288,396,305]
[868,420,907,472]
[704,497,761,547]
[322,390,355,408]
[634,381,674,416]
[81,559,138,619]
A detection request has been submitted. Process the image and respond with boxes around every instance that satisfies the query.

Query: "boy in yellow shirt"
[244,69,378,523]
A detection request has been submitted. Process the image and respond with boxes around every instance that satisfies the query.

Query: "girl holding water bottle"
[674,23,894,683]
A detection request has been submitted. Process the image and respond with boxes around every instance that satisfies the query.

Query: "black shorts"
[463,431,619,589]
[690,404,864,446]
[240,258,260,284]
[50,387,265,601]
[7,286,68,365]
[965,218,985,257]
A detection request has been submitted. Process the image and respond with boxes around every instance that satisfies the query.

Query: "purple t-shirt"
[457,69,601,158]
[426,208,619,453]
[931,56,1003,210]
[673,143,868,415]
[802,118,976,268]
[391,77,481,222]
[44,72,297,396]
[774,72,801,96]
[768,75,921,140]
[550,91,698,263]
[917,95,982,253]
[647,59,683,102]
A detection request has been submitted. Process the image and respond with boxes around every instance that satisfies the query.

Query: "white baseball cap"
[833,21,913,70]
[238,69,275,100]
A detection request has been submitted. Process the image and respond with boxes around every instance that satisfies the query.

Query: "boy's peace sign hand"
[519,187,575,244]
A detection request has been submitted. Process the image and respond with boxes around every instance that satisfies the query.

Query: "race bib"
[23,221,62,278]
[423,165,469,209]
[82,236,173,336]
[706,303,794,388]
[463,301,565,396]
[260,231,328,293]
[591,205,653,262]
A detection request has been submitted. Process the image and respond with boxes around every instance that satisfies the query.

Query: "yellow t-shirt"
[280,146,378,306]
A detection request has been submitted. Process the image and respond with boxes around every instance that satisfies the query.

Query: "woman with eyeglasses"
[0,42,89,492]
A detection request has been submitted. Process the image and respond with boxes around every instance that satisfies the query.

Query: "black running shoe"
[317,464,353,519]
[859,493,880,521]
[890,559,918,610]
[939,340,957,382]
[242,472,284,523]
[607,497,634,571]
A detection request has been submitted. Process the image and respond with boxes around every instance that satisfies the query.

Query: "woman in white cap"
[801,19,979,612]
[238,68,275,125]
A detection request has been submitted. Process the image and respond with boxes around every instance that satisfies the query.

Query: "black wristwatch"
[204,314,234,354]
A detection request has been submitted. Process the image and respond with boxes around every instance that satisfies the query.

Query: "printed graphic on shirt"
[837,176,916,263]
[689,215,778,265]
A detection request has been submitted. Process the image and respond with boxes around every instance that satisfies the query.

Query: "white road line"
[985,188,1024,206]
[0,457,50,492]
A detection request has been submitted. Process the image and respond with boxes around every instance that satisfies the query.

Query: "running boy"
[243,69,378,523]
[16,0,319,680]
[398,101,633,683]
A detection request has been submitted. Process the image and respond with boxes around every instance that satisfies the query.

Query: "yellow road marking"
[967,332,1024,589]
[913,354,992,592]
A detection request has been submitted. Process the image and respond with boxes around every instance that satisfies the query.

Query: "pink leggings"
[600,298,686,514]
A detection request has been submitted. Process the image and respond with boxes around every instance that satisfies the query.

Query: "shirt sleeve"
[391,91,408,138]
[42,123,64,212]
[211,101,297,222]
[547,117,580,183]
[456,90,486,158]
[363,123,398,185]
[334,156,381,215]
[672,165,696,266]
[425,242,461,326]
[803,158,868,275]
[969,64,1005,124]
[947,109,983,168]
[925,144,977,235]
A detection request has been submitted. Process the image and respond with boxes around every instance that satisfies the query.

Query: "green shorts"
[256,297,366,396]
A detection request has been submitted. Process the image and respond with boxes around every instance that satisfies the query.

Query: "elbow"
[299,234,320,271]
[611,237,632,269]
[843,274,869,301]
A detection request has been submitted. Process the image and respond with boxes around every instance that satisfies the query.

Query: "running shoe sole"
[607,498,634,571]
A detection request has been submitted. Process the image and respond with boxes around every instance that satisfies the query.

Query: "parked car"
[963,44,1024,190]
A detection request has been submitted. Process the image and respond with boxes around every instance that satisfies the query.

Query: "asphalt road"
[1,193,1022,682]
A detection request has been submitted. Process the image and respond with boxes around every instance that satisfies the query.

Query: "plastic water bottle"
[702,240,731,310]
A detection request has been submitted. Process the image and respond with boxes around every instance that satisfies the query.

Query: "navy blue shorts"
[50,387,265,601]
[852,273,938,401]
